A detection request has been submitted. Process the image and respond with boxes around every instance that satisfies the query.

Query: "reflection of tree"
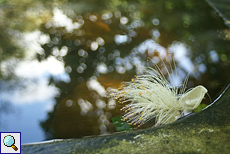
[38,10,150,139]
[0,0,54,78]
[0,0,56,129]
[36,0,230,140]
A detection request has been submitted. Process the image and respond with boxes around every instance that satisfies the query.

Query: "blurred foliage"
[0,0,59,128]
[0,0,55,79]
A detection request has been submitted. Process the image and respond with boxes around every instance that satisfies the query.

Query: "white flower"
[108,58,207,127]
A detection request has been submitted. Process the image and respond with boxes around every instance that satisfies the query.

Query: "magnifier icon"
[3,135,18,151]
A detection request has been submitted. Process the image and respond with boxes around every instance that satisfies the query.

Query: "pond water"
[0,0,230,144]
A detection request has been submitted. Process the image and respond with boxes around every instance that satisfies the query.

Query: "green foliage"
[111,116,133,132]
[194,104,208,113]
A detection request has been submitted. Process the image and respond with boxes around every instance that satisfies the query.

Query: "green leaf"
[194,104,208,113]
[111,116,133,132]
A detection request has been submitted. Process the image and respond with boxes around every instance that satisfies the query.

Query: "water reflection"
[0,0,230,143]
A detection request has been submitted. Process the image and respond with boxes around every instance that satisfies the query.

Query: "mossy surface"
[22,84,230,154]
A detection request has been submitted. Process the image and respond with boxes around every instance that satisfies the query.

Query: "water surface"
[0,0,230,144]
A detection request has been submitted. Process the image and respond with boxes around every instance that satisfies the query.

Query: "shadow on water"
[0,0,230,142]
